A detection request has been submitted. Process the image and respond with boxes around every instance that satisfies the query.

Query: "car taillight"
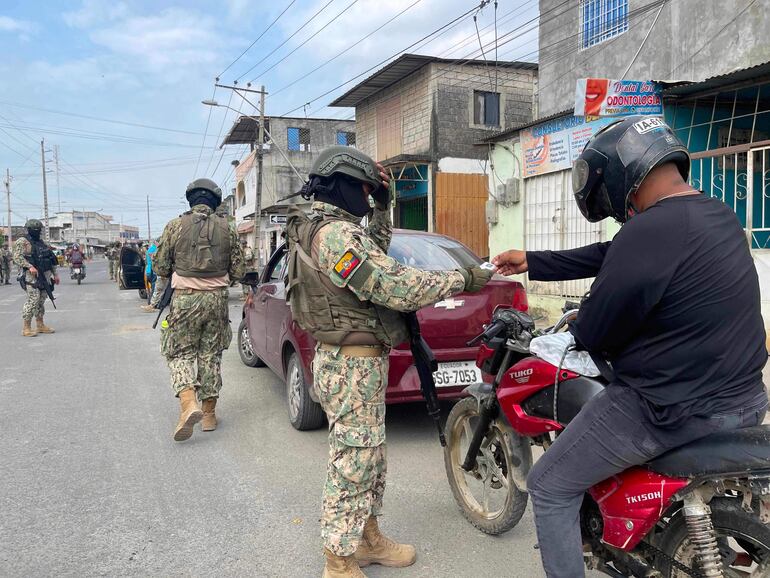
[245,292,253,309]
[513,284,528,312]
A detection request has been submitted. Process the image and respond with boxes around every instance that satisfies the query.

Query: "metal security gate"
[524,169,604,297]
[690,144,770,249]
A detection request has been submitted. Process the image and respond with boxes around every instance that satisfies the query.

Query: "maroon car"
[239,229,528,430]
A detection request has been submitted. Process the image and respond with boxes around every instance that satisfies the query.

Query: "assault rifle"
[152,280,174,329]
[18,268,56,309]
[405,311,446,447]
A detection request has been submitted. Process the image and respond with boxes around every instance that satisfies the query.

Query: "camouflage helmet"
[309,146,382,189]
[25,219,43,230]
[186,178,222,201]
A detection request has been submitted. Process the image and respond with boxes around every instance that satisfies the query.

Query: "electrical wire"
[219,0,297,79]
[247,0,360,85]
[278,1,487,117]
[194,85,217,177]
[236,0,337,82]
[269,0,426,99]
[204,90,234,176]
[0,99,204,136]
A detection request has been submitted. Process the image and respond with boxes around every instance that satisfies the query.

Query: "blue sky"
[0,0,539,236]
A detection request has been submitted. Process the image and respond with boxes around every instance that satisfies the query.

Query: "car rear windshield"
[388,234,481,271]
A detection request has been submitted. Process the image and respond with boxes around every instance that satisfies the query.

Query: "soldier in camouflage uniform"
[154,178,244,442]
[286,146,493,578]
[12,219,59,336]
[240,240,254,299]
[0,243,10,284]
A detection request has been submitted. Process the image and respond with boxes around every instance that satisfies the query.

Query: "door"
[119,246,144,290]
[524,170,604,297]
[263,248,289,362]
[435,172,489,258]
[247,247,285,366]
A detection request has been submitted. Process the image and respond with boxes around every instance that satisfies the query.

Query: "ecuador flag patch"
[334,250,362,280]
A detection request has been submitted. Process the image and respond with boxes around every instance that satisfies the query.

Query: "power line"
[0,99,204,136]
[247,0,360,85]
[219,0,297,79]
[237,0,337,82]
[194,85,217,177]
[205,90,234,176]
[279,0,488,117]
[269,0,426,99]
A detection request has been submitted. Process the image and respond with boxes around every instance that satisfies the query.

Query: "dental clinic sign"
[575,78,662,117]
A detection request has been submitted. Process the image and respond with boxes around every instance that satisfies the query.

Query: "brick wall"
[354,61,536,161]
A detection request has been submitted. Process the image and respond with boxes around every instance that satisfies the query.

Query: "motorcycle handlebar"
[467,319,506,347]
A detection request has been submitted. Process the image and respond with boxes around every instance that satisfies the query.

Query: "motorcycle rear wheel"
[444,397,529,535]
[656,496,770,577]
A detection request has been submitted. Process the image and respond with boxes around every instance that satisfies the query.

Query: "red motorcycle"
[443,306,770,577]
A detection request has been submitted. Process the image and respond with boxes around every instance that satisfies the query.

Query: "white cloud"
[89,8,223,71]
[63,0,129,28]
[0,15,35,39]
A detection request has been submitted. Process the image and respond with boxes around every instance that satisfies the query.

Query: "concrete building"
[47,210,139,253]
[538,0,770,117]
[222,116,355,266]
[329,53,538,258]
[483,0,770,330]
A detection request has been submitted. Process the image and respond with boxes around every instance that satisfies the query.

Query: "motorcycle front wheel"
[443,397,529,535]
[656,496,770,577]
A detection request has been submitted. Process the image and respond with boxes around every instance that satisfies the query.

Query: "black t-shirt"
[528,195,767,427]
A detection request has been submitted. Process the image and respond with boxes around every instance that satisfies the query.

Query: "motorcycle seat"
[646,425,770,478]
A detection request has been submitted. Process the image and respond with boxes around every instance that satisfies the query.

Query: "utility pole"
[40,139,50,241]
[146,195,151,240]
[4,169,11,246]
[83,207,88,255]
[254,85,266,269]
[53,145,61,214]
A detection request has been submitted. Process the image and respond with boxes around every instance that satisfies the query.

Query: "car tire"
[286,352,325,431]
[238,318,266,368]
[138,288,147,300]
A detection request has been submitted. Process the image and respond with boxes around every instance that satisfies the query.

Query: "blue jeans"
[527,384,768,578]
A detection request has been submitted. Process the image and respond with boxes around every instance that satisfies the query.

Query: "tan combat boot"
[173,388,203,442]
[201,398,217,431]
[35,317,55,334]
[22,319,37,337]
[354,517,416,568]
[141,304,155,313]
[322,548,367,578]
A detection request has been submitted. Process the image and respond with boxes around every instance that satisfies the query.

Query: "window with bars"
[336,131,356,146]
[287,127,311,152]
[579,0,628,50]
[473,90,500,127]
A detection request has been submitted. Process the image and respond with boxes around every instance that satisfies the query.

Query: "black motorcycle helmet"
[572,116,691,223]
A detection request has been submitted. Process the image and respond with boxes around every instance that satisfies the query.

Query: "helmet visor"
[572,154,611,222]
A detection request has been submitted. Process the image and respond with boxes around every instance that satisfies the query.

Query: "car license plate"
[433,360,483,388]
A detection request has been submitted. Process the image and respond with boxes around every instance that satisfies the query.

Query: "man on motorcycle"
[493,116,768,578]
[70,243,85,278]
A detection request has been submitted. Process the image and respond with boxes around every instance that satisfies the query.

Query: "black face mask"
[313,176,371,218]
[187,189,220,211]
[28,229,42,241]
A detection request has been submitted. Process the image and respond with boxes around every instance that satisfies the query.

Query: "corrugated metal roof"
[663,61,770,98]
[222,116,265,146]
[329,53,537,108]
[481,108,575,143]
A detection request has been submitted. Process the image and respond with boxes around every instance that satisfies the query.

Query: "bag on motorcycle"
[529,332,601,377]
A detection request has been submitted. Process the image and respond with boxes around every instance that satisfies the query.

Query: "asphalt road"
[2,262,766,577]
[0,260,554,578]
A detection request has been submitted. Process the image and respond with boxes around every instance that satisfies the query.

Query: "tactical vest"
[27,236,57,273]
[174,211,231,278]
[285,207,408,348]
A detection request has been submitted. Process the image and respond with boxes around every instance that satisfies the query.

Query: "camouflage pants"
[107,259,114,279]
[22,285,46,321]
[160,288,232,401]
[313,346,388,556]
[0,262,8,282]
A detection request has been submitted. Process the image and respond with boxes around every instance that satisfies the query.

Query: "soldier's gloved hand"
[458,266,494,293]
[371,162,391,210]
